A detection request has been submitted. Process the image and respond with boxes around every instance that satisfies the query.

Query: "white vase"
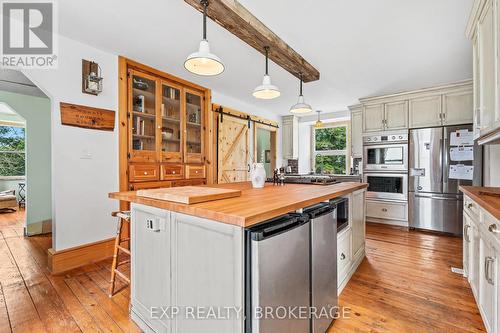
[251,163,266,188]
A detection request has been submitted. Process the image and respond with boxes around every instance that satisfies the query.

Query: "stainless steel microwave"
[363,143,408,172]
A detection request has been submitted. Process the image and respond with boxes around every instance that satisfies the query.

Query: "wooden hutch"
[118,57,214,193]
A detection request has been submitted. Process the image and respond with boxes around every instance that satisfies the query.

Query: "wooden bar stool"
[109,210,131,297]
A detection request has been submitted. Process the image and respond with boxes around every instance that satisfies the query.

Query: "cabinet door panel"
[443,90,473,125]
[470,219,480,299]
[385,100,408,130]
[161,81,183,163]
[363,104,385,132]
[351,111,363,158]
[409,95,442,128]
[478,0,495,132]
[479,236,496,333]
[351,190,365,258]
[185,89,204,164]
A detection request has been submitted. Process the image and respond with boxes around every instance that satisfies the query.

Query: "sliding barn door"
[218,116,250,183]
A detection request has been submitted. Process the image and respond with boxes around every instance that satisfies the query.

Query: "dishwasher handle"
[251,215,309,241]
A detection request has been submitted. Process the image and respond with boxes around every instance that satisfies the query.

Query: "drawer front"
[161,164,184,180]
[130,181,172,191]
[172,179,206,187]
[464,195,480,221]
[185,165,206,179]
[337,229,352,283]
[129,164,160,182]
[366,200,407,221]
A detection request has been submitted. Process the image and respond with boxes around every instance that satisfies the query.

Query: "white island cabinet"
[131,204,244,333]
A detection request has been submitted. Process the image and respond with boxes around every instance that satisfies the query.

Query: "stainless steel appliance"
[363,172,408,201]
[409,125,482,234]
[363,131,408,172]
[330,197,349,233]
[303,202,338,333]
[275,174,341,185]
[246,214,311,333]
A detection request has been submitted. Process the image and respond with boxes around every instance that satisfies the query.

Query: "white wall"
[23,35,119,251]
[21,36,281,251]
[483,144,500,187]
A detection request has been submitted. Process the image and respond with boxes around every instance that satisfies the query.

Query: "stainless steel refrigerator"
[409,125,482,235]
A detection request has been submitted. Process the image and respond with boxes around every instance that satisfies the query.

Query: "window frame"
[311,121,351,175]
[0,123,26,178]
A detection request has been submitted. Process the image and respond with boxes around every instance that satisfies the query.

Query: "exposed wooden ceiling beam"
[184,0,320,82]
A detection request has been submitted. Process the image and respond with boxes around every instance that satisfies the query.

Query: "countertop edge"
[110,182,368,228]
[460,185,500,221]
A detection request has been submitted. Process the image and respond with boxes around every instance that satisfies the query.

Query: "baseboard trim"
[25,219,52,236]
[48,237,115,274]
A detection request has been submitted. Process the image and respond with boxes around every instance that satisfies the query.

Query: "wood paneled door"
[217,115,250,183]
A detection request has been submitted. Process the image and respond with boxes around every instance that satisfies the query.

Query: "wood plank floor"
[330,223,485,333]
[0,211,485,332]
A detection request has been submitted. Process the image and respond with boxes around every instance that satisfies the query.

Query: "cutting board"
[136,186,241,204]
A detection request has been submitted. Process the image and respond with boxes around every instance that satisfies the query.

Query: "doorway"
[254,124,277,176]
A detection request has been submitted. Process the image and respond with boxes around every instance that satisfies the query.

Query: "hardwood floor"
[330,223,485,333]
[0,211,485,332]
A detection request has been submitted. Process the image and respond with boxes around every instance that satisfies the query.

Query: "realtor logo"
[1,0,58,68]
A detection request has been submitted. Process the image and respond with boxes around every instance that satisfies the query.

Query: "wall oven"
[363,132,408,172]
[363,173,408,201]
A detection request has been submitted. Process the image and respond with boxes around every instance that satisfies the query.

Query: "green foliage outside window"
[0,126,25,176]
[314,126,347,175]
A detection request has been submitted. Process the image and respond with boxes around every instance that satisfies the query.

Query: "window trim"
[311,121,351,175]
[0,125,26,177]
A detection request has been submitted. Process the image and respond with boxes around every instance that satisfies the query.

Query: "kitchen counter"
[109,181,368,228]
[460,186,500,220]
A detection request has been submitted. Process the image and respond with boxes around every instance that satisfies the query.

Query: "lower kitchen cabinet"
[463,193,500,333]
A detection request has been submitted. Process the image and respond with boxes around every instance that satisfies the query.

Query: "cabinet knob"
[172,171,176,174]
[382,208,388,212]
[144,172,148,175]
[195,170,199,174]
[467,203,473,209]
[489,224,500,234]
[340,253,346,260]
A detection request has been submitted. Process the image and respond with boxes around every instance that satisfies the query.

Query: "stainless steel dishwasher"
[303,202,338,333]
[245,213,310,333]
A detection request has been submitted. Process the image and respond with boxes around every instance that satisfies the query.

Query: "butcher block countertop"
[109,181,368,228]
[460,186,500,220]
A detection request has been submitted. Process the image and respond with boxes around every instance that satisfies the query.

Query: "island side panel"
[170,212,245,333]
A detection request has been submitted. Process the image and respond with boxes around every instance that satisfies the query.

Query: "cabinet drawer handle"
[485,257,495,285]
[381,208,388,212]
[464,225,471,242]
[340,253,346,260]
[489,224,500,234]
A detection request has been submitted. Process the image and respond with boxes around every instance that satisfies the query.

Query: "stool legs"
[109,211,131,297]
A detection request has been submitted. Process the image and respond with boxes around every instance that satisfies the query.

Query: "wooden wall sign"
[60,102,115,131]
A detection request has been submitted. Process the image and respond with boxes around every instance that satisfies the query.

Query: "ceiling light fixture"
[184,0,224,76]
[253,46,280,99]
[289,73,312,114]
[314,110,323,128]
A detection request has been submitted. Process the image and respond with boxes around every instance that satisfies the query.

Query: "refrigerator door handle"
[413,194,461,201]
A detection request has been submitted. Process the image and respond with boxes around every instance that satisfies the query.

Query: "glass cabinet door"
[185,90,204,163]
[129,71,158,161]
[161,82,182,162]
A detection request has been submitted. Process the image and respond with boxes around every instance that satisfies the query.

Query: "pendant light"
[289,73,312,114]
[253,47,280,99]
[314,110,323,128]
[184,0,225,76]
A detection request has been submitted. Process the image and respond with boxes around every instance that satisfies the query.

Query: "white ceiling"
[58,0,473,116]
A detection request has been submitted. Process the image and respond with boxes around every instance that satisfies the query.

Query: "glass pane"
[185,92,202,154]
[161,84,181,154]
[315,127,346,151]
[367,147,403,165]
[131,75,156,151]
[315,155,346,175]
[0,126,25,176]
[367,175,403,194]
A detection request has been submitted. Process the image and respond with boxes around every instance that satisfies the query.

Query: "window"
[0,126,25,177]
[313,123,349,175]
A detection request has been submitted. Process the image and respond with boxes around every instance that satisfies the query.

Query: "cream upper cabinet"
[363,104,385,132]
[350,105,363,158]
[384,100,408,130]
[281,115,298,159]
[409,95,442,128]
[442,90,474,125]
[467,0,500,144]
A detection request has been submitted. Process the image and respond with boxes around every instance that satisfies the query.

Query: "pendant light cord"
[201,0,208,40]
[264,46,269,75]
[299,72,303,96]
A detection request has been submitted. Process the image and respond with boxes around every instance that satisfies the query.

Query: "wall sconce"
[82,59,103,95]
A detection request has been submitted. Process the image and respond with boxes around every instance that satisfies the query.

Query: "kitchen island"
[109,182,367,333]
